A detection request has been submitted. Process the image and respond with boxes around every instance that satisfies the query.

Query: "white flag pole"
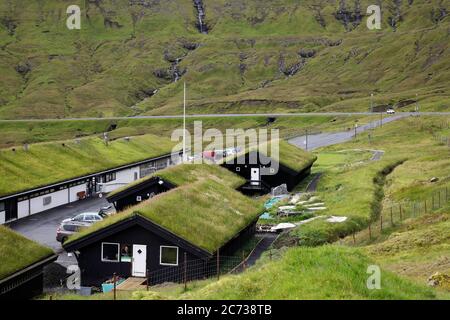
[183,82,186,162]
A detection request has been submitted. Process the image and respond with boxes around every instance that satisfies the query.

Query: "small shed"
[0,226,56,300]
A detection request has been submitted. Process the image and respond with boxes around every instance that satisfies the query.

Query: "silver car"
[62,212,105,224]
[56,220,90,244]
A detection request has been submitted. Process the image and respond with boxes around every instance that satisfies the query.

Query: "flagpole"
[183,82,186,162]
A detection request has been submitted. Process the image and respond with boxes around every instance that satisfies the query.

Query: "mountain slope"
[0,0,448,119]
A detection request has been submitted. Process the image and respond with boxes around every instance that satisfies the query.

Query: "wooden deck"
[116,277,147,291]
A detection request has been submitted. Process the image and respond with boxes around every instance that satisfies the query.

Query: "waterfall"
[193,0,208,34]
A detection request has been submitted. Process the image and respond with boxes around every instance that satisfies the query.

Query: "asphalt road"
[288,114,406,150]
[10,197,109,252]
[0,112,449,122]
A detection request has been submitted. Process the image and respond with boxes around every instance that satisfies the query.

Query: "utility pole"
[354,122,358,138]
[183,82,187,162]
[416,93,419,115]
[305,129,308,151]
[370,93,374,113]
[380,110,383,128]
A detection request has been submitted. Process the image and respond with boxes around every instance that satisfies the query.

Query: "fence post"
[269,249,272,261]
[438,191,441,208]
[113,273,117,301]
[432,194,435,210]
[380,214,383,232]
[184,252,187,291]
[446,187,448,201]
[242,251,246,271]
[216,249,220,280]
[390,207,394,226]
[399,204,403,221]
[424,200,427,213]
[146,269,149,291]
[368,223,372,239]
[352,232,356,244]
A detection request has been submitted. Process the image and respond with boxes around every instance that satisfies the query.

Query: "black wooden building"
[107,177,175,212]
[63,179,263,288]
[0,227,57,300]
[220,141,317,194]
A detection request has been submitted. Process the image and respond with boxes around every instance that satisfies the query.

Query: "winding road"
[288,114,407,150]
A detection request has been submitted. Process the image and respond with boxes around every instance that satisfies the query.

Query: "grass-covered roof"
[0,226,54,280]
[221,139,317,172]
[0,134,177,198]
[108,163,245,197]
[67,179,264,254]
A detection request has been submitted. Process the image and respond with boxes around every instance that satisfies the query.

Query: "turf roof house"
[0,226,57,300]
[220,140,317,194]
[105,163,243,211]
[0,134,181,224]
[63,165,263,287]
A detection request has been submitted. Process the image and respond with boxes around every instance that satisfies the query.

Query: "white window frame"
[101,242,120,263]
[159,246,179,266]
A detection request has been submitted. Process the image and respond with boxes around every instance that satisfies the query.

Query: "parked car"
[386,108,395,114]
[56,221,90,244]
[62,212,105,224]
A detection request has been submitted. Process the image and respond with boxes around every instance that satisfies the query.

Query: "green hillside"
[0,0,448,119]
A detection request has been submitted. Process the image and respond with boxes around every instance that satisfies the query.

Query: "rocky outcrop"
[387,0,403,31]
[0,17,17,36]
[431,1,447,25]
[15,62,32,76]
[334,0,363,31]
[299,49,316,58]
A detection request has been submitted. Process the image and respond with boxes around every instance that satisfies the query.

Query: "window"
[43,196,52,206]
[102,243,120,262]
[104,173,116,183]
[0,202,4,212]
[134,172,138,181]
[160,246,179,266]
[120,244,132,262]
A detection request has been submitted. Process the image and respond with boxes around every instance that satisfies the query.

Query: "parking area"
[9,196,110,252]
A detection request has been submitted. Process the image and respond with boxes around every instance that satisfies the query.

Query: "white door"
[251,168,260,185]
[132,245,147,277]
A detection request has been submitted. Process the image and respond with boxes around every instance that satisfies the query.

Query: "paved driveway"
[9,197,109,252]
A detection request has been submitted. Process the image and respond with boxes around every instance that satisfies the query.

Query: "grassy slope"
[0,0,448,119]
[134,246,438,300]
[0,225,53,280]
[0,134,176,197]
[284,115,450,246]
[365,210,450,289]
[67,179,264,253]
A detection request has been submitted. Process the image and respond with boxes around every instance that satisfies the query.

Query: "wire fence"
[348,184,450,244]
[433,133,450,147]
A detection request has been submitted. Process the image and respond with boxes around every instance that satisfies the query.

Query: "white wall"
[30,189,69,215]
[116,166,140,183]
[17,200,30,219]
[69,183,87,203]
[0,211,5,224]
